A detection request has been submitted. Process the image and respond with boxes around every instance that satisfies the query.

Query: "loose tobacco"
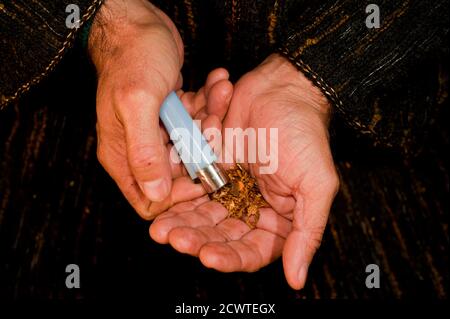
[211,164,269,229]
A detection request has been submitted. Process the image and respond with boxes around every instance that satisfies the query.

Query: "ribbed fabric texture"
[1,0,448,151]
[276,0,449,149]
[0,0,102,108]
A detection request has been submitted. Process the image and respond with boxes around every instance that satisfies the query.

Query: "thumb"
[283,173,339,290]
[121,90,172,202]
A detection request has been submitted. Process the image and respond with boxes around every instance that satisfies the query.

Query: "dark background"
[0,44,448,303]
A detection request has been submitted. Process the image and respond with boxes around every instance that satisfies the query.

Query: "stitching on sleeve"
[277,47,374,133]
[0,0,104,110]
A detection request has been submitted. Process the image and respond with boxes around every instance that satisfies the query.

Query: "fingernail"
[142,178,169,202]
[297,264,309,289]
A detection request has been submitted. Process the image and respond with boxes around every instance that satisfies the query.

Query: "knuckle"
[114,84,157,110]
[306,228,325,252]
[120,181,155,220]
[117,86,146,104]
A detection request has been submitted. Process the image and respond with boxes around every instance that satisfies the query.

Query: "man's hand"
[150,54,339,290]
[91,0,185,219]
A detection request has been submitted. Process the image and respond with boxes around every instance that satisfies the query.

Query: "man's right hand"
[90,0,233,220]
[90,0,184,219]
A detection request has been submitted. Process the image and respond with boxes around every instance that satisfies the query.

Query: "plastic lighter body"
[159,91,228,193]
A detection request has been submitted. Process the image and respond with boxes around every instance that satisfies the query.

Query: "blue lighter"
[159,91,228,193]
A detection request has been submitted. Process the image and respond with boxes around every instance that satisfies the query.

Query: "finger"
[256,208,292,238]
[201,115,222,133]
[97,143,153,220]
[167,218,249,256]
[201,115,223,157]
[194,109,208,121]
[167,144,188,178]
[199,229,284,272]
[149,199,228,244]
[190,68,230,119]
[206,79,233,121]
[166,207,292,256]
[283,172,339,290]
[119,90,172,202]
[158,195,210,216]
[179,91,203,116]
[148,176,206,216]
[193,87,207,113]
[204,68,229,96]
[160,124,170,144]
[257,179,296,215]
[116,175,152,219]
[176,73,183,90]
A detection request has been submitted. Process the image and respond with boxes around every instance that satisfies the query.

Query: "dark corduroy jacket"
[0,0,448,150]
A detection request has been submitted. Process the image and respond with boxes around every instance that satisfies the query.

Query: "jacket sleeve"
[276,0,449,150]
[0,0,103,109]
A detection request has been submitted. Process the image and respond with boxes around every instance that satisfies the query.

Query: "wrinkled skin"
[91,0,339,290]
[91,0,232,219]
[150,54,339,290]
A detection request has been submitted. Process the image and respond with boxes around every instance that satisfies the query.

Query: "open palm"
[150,54,339,289]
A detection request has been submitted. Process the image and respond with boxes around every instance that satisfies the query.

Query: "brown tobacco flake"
[211,164,269,229]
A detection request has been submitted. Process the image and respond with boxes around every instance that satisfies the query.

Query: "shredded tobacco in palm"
[211,164,269,229]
